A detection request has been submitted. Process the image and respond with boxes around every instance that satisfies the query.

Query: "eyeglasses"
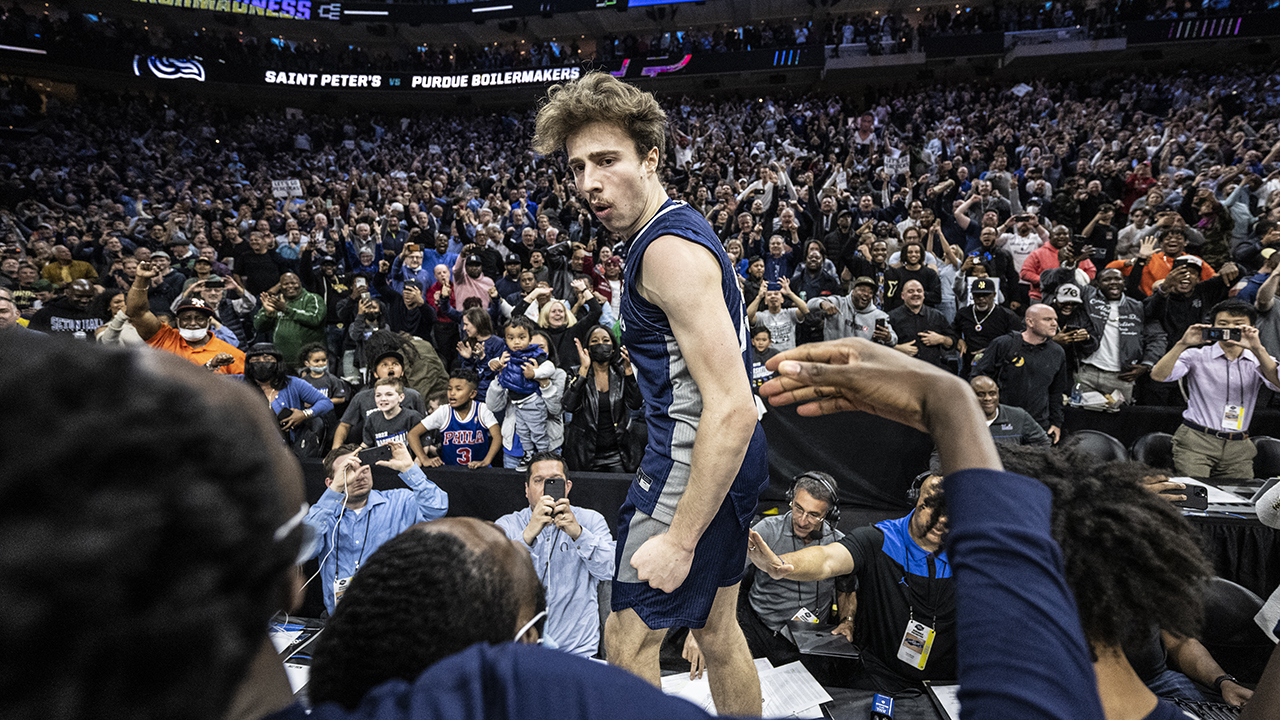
[790,502,827,524]
[275,502,319,566]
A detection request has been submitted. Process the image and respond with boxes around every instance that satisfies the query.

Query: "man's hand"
[821,300,838,316]
[1048,425,1061,444]
[683,633,706,680]
[1117,364,1149,382]
[872,323,892,344]
[746,528,794,580]
[329,454,362,495]
[1137,236,1158,260]
[630,533,695,593]
[831,618,855,644]
[135,260,159,282]
[918,331,949,347]
[423,455,444,468]
[375,441,416,473]
[895,340,919,357]
[280,408,308,432]
[523,494,557,546]
[552,498,582,540]
[1179,323,1209,348]
[1141,474,1187,503]
[1220,262,1241,285]
[206,353,235,369]
[1221,680,1253,707]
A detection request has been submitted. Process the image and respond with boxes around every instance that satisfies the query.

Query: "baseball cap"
[1054,284,1082,304]
[853,276,878,289]
[30,279,54,292]
[971,278,997,295]
[1171,255,1204,270]
[150,250,171,260]
[175,297,217,318]
[371,349,405,369]
[465,254,483,265]
[319,255,338,265]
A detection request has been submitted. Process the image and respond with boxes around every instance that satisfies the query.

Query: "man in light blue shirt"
[304,440,448,614]
[495,451,616,657]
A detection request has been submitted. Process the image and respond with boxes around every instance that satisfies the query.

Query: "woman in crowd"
[537,278,604,371]
[241,343,333,456]
[456,306,506,395]
[92,288,144,345]
[564,327,643,473]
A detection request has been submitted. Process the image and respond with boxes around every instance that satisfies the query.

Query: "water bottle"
[1070,382,1084,406]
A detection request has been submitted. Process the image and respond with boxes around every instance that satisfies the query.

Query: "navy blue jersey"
[620,200,768,527]
[420,402,498,466]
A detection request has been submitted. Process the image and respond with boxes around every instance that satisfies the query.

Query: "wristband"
[1213,674,1238,692]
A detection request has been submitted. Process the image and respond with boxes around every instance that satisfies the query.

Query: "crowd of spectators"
[3,0,1272,79]
[5,59,1280,471]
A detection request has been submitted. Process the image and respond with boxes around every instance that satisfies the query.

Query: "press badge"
[334,576,353,605]
[791,607,820,624]
[897,619,935,670]
[1222,404,1244,432]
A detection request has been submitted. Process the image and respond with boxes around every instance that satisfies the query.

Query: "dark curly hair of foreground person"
[308,527,534,709]
[0,334,299,720]
[999,445,1213,659]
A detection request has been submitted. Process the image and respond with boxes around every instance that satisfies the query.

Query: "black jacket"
[562,364,644,472]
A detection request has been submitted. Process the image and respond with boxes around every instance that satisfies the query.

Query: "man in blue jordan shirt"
[304,440,448,614]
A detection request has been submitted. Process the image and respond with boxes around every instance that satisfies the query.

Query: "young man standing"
[1152,299,1280,478]
[533,72,767,715]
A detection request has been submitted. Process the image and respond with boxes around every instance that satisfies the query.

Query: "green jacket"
[254,289,326,366]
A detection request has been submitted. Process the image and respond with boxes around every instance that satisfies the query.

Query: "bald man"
[253,272,326,370]
[972,303,1069,443]
[970,375,1051,447]
[28,278,103,335]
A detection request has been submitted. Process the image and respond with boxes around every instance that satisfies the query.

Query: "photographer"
[1152,299,1280,478]
[564,328,643,473]
[494,452,615,658]
[304,441,448,615]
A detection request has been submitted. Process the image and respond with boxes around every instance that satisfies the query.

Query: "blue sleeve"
[390,257,406,295]
[212,324,240,348]
[400,465,448,521]
[943,468,1105,720]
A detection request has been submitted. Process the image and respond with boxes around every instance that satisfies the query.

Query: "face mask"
[247,362,279,383]
[307,366,327,375]
[588,344,615,364]
[179,326,208,342]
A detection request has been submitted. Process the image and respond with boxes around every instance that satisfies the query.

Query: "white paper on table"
[1174,477,1252,505]
[759,661,833,719]
[927,683,963,720]
[269,628,303,654]
[283,662,310,694]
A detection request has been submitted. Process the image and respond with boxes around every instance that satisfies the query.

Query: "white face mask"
[179,327,208,342]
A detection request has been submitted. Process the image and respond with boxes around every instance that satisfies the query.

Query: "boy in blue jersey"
[489,317,556,462]
[409,368,501,469]
[534,73,767,715]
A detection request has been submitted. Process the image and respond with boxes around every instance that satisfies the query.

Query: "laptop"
[784,620,860,659]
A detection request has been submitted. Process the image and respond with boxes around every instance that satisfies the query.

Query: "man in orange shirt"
[1106,227,1216,297]
[127,261,245,373]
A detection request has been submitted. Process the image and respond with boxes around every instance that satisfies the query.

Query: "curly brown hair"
[532,71,667,166]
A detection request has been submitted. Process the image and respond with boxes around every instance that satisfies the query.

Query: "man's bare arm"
[631,235,758,590]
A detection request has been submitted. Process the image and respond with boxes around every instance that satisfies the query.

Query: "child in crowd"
[297,342,348,410]
[489,317,555,462]
[361,377,424,448]
[409,369,501,469]
[750,326,779,393]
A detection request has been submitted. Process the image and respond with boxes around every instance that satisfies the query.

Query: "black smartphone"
[1203,328,1242,342]
[358,444,394,466]
[875,318,887,329]
[276,408,292,425]
[1169,484,1208,511]
[543,478,565,501]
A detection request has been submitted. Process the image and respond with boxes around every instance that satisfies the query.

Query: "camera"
[1203,327,1242,342]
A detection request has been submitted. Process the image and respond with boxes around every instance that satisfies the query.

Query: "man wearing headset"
[683,472,855,674]
[746,472,956,693]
